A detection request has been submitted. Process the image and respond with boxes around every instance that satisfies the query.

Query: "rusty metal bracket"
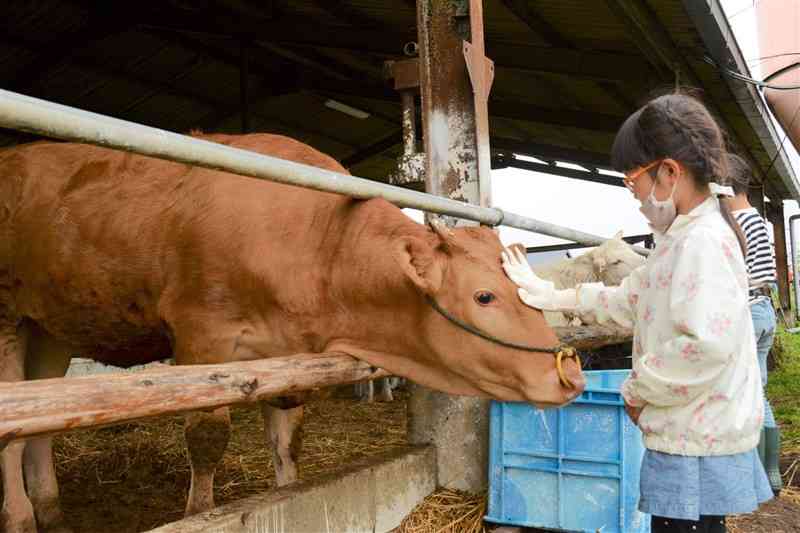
[462,42,494,102]
[385,58,426,187]
[385,58,420,91]
[463,0,494,208]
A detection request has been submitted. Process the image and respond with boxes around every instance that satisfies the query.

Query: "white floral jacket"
[576,196,763,456]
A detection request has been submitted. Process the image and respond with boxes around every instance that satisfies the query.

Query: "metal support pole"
[400,91,416,157]
[416,0,481,215]
[0,89,648,254]
[408,0,491,493]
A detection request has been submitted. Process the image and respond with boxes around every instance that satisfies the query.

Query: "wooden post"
[768,200,792,316]
[749,183,765,217]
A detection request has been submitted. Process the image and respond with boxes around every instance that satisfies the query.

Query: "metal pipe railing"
[0,89,649,255]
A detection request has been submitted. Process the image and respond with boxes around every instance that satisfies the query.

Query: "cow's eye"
[474,290,496,306]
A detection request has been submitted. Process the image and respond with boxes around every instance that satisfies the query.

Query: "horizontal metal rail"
[0,89,648,254]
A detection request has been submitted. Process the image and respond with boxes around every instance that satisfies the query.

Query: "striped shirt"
[733,208,777,304]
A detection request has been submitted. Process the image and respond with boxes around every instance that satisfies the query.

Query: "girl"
[502,93,772,532]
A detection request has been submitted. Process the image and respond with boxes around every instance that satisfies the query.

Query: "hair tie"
[709,182,734,197]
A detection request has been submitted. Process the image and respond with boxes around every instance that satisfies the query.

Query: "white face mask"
[639,178,678,233]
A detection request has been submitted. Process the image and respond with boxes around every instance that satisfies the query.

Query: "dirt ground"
[726,453,800,533]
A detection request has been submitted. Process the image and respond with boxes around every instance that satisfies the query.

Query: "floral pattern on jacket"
[576,196,763,456]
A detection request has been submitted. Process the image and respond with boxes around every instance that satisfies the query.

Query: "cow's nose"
[562,358,585,397]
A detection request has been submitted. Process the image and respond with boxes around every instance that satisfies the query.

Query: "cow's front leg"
[261,396,305,486]
[375,378,394,402]
[2,440,35,533]
[24,327,74,533]
[1,322,36,533]
[356,380,375,402]
[183,407,231,516]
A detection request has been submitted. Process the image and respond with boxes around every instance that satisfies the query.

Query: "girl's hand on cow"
[501,247,553,295]
[502,247,579,311]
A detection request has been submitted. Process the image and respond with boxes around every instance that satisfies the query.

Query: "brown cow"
[0,133,584,533]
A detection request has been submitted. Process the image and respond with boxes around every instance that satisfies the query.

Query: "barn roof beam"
[1,34,356,146]
[341,131,403,168]
[500,0,636,114]
[490,100,623,132]
[6,10,133,95]
[500,0,572,48]
[132,10,645,82]
[491,137,611,169]
[209,0,278,20]
[493,154,625,188]
[310,0,387,29]
[603,0,686,81]
[318,81,625,133]
[255,42,353,82]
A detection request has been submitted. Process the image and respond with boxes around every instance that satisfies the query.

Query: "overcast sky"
[408,0,800,262]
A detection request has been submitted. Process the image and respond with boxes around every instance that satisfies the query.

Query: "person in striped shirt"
[725,153,782,495]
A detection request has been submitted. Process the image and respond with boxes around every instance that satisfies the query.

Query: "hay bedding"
[393,450,800,533]
[31,391,407,532]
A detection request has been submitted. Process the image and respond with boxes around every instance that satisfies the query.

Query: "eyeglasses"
[623,160,662,191]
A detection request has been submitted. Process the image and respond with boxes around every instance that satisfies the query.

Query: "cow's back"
[0,133,354,364]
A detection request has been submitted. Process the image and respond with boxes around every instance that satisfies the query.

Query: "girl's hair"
[611,92,747,256]
[725,152,751,196]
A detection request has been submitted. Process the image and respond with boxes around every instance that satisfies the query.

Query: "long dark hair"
[611,93,747,256]
[726,152,751,196]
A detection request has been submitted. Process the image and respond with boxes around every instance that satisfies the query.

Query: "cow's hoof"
[2,503,38,533]
[1,516,37,533]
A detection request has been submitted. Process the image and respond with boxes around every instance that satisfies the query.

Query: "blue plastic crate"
[486,369,650,533]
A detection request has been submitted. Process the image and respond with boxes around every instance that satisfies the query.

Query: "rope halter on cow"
[424,295,581,389]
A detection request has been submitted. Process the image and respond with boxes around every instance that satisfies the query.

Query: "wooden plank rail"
[0,326,632,451]
[554,323,632,351]
[0,352,389,450]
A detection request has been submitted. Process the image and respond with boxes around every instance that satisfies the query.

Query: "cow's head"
[589,230,645,286]
[390,219,585,407]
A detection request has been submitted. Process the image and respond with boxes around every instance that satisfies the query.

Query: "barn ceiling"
[0,0,796,200]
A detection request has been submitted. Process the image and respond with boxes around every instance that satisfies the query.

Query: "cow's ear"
[394,236,443,295]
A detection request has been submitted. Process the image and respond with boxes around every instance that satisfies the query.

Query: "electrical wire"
[747,52,800,65]
[763,100,800,178]
[703,55,800,90]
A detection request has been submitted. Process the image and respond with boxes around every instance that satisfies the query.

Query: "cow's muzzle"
[425,296,581,389]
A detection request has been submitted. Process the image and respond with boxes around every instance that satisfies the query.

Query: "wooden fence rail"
[0,352,388,450]
[0,325,632,451]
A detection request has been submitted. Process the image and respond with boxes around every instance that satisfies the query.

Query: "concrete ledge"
[148,445,436,533]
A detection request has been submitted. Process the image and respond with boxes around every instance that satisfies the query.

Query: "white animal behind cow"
[513,231,645,326]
